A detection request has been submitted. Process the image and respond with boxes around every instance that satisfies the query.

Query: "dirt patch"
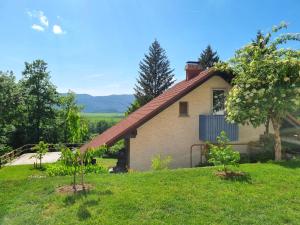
[215,171,245,178]
[56,184,93,194]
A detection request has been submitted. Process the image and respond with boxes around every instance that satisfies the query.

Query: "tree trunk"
[265,116,270,135]
[73,168,77,191]
[81,158,85,190]
[271,117,282,161]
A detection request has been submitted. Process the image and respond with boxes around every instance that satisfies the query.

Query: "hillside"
[61,94,134,113]
[1,161,300,224]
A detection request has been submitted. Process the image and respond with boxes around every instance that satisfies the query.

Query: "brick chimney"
[185,61,203,81]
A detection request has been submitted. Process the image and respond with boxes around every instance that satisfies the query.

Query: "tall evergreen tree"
[198,45,220,69]
[133,40,175,107]
[21,60,59,143]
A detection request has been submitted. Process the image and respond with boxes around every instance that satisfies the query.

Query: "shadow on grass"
[64,189,113,206]
[217,171,252,183]
[223,173,252,183]
[64,190,94,206]
[271,160,300,169]
[77,205,92,220]
[30,166,46,171]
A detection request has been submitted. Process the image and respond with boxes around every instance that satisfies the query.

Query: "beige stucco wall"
[129,75,267,171]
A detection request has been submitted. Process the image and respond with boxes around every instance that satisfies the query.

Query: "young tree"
[131,40,175,110]
[67,109,88,143]
[60,146,81,191]
[208,131,240,174]
[198,45,220,69]
[32,141,48,168]
[58,91,83,142]
[216,22,300,160]
[21,60,59,143]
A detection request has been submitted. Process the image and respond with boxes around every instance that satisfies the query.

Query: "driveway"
[8,152,61,166]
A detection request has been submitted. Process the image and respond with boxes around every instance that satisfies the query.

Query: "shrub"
[0,145,12,156]
[151,154,172,171]
[208,131,240,173]
[101,140,124,158]
[46,164,107,176]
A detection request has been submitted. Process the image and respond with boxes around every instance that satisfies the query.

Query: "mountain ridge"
[61,93,134,113]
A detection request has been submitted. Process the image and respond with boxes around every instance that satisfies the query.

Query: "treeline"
[0,60,92,154]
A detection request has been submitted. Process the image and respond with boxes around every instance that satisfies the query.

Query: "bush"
[101,140,125,158]
[151,154,172,171]
[0,145,12,156]
[46,164,107,176]
[208,131,240,173]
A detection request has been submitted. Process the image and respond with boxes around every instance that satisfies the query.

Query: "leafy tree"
[32,141,48,168]
[132,40,175,111]
[208,131,240,174]
[67,109,88,143]
[198,45,220,69]
[58,91,83,142]
[216,22,300,160]
[0,71,21,148]
[20,60,59,143]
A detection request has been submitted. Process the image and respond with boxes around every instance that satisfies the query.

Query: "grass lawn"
[81,113,124,123]
[1,161,300,225]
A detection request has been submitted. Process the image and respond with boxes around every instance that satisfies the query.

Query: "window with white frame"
[212,89,225,115]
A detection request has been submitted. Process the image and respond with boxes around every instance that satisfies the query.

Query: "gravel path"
[7,152,61,166]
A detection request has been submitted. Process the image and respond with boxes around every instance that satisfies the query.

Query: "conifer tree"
[133,40,175,107]
[198,45,220,69]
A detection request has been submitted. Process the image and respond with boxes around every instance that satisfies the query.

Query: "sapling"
[32,141,48,169]
[208,131,240,175]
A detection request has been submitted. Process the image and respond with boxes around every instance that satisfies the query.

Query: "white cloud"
[52,25,65,35]
[31,24,44,32]
[27,10,49,31]
[38,11,49,27]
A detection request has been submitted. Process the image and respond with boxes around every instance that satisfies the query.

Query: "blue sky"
[0,0,299,96]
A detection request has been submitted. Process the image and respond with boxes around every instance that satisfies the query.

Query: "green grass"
[95,157,117,168]
[81,113,124,123]
[1,161,300,224]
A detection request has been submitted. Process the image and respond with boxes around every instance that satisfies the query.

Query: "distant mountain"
[61,94,135,113]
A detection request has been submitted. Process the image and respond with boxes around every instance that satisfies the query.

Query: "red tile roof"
[80,68,219,152]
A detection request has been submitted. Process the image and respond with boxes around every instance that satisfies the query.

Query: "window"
[212,89,225,115]
[179,102,188,116]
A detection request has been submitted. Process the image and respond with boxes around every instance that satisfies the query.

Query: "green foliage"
[125,99,141,115]
[151,154,172,171]
[66,109,88,143]
[58,91,85,143]
[215,22,300,160]
[20,60,59,143]
[107,140,124,156]
[32,141,48,168]
[0,71,23,147]
[208,131,240,172]
[134,39,175,107]
[0,145,12,157]
[46,164,107,176]
[198,45,220,69]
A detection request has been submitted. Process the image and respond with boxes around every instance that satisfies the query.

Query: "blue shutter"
[199,115,239,142]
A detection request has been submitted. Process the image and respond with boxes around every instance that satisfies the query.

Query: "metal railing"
[190,143,250,168]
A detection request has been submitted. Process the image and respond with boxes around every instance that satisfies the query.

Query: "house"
[81,62,269,171]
